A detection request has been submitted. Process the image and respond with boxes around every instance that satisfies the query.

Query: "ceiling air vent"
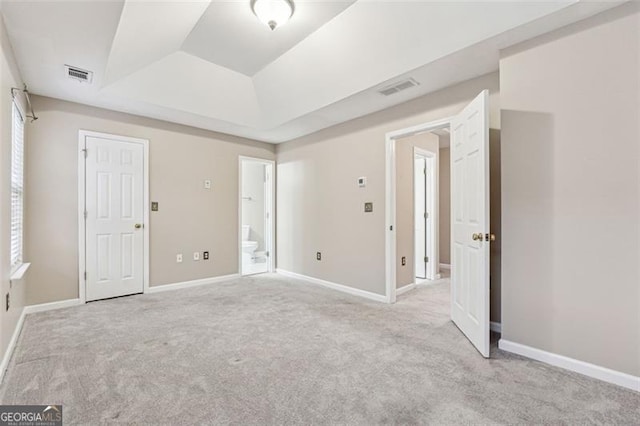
[65,65,93,83]
[378,78,420,96]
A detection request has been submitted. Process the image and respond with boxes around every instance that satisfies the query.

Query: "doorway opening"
[239,157,275,276]
[385,90,492,358]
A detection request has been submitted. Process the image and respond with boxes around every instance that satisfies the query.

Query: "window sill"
[10,263,31,281]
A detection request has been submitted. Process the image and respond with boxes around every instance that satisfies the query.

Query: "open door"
[450,90,490,357]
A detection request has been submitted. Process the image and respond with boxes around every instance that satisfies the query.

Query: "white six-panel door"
[450,90,491,357]
[85,135,145,301]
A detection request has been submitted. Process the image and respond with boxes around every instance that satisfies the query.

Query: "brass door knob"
[472,233,483,241]
[135,223,142,229]
[486,233,496,242]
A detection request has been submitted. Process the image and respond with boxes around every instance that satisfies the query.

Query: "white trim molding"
[24,299,83,315]
[499,339,640,392]
[0,309,26,382]
[147,274,240,294]
[396,283,416,296]
[439,263,451,270]
[276,269,388,303]
[490,321,502,333]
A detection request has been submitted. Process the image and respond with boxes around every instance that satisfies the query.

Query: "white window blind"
[10,102,24,272]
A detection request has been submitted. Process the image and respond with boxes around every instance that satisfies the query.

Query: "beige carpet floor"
[1,273,638,424]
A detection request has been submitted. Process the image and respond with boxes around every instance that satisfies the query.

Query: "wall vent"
[378,78,419,96]
[65,65,93,83]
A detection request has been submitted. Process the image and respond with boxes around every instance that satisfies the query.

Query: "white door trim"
[385,117,453,303]
[238,156,276,276]
[413,147,439,282]
[78,130,150,303]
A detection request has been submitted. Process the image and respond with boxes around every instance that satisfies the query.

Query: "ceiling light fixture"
[251,0,294,31]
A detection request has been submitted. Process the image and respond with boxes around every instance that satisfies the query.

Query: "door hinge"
[424,212,428,219]
[265,251,270,257]
[81,148,87,158]
[424,168,426,175]
[84,271,87,280]
[424,256,429,263]
[84,211,88,219]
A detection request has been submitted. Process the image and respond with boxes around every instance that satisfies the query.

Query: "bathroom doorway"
[239,157,275,276]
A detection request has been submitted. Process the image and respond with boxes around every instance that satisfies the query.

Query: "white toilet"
[241,225,258,264]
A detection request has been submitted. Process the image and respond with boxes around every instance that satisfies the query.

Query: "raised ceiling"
[1,0,622,143]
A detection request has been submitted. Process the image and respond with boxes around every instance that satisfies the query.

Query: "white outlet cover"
[193,252,200,261]
[176,254,183,263]
[204,179,212,189]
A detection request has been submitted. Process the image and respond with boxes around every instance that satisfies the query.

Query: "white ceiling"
[1,0,623,143]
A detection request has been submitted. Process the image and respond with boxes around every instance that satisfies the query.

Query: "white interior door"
[414,156,427,279]
[450,90,490,357]
[85,136,145,301]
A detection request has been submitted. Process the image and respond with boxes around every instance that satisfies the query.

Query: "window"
[10,102,24,272]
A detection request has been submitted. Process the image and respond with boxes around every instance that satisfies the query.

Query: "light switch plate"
[176,254,183,263]
[364,202,373,213]
[193,252,200,261]
[358,177,367,187]
[204,179,212,189]
[151,201,159,212]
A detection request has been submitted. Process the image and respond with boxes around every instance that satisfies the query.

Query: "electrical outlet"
[203,251,209,260]
[5,293,9,311]
[176,253,183,263]
[193,252,200,261]
[402,256,406,266]
[316,252,322,261]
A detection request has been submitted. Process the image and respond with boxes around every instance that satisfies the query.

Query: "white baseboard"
[490,321,502,333]
[396,283,415,296]
[24,298,83,314]
[147,274,240,294]
[499,339,640,392]
[0,309,26,383]
[439,263,451,270]
[276,269,388,303]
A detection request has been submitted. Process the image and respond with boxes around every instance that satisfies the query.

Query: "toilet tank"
[242,225,250,241]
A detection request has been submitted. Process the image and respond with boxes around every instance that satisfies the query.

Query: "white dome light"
[252,0,294,31]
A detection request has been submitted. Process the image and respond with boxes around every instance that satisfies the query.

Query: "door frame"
[238,156,276,276]
[77,130,150,303]
[385,117,452,303]
[413,147,439,282]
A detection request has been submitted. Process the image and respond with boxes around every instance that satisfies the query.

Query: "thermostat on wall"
[358,177,367,188]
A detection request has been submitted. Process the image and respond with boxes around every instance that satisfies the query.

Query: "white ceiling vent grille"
[378,78,420,96]
[65,65,93,83]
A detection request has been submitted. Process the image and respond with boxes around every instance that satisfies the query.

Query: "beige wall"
[500,2,639,376]
[0,14,27,359]
[396,132,440,288]
[439,146,451,266]
[277,72,500,297]
[25,96,275,305]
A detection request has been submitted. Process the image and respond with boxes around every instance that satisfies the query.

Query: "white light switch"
[358,177,367,188]
[193,252,200,261]
[204,179,212,189]
[176,254,183,263]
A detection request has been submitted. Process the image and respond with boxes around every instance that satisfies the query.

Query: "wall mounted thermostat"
[358,177,367,187]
